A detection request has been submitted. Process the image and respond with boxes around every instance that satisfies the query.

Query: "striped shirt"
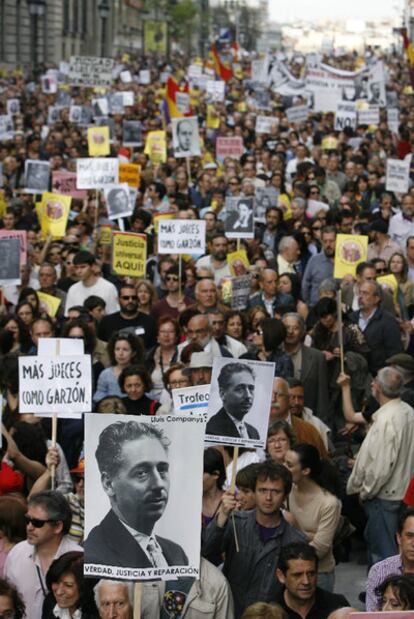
[366,554,403,611]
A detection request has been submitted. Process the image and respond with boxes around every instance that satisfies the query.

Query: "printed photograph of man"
[172,117,200,157]
[122,121,142,146]
[25,161,50,193]
[106,186,131,219]
[225,197,254,238]
[206,362,259,440]
[85,420,189,569]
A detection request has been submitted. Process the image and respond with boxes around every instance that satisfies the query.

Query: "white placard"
[387,108,399,133]
[76,158,119,189]
[69,56,114,88]
[358,106,380,126]
[84,414,205,580]
[255,115,277,134]
[334,102,357,131]
[386,156,412,194]
[205,358,275,449]
[231,275,252,310]
[0,115,13,140]
[41,74,58,93]
[24,160,50,194]
[18,355,92,414]
[206,80,225,102]
[69,106,82,123]
[0,237,20,285]
[139,70,151,85]
[225,197,254,239]
[38,338,84,356]
[120,70,132,83]
[122,91,135,106]
[172,385,210,416]
[171,116,201,158]
[188,64,202,78]
[158,219,205,255]
[286,105,309,124]
[175,92,190,115]
[7,99,20,116]
[103,183,133,220]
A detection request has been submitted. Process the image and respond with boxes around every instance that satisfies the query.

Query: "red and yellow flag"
[211,43,233,82]
[401,29,414,90]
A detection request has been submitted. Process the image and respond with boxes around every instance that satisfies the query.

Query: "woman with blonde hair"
[241,602,288,619]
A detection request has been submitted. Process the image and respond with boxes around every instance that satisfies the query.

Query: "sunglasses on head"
[25,515,57,528]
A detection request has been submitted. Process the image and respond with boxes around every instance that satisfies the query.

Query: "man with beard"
[98,284,156,348]
[206,362,259,440]
[301,227,336,306]
[196,233,231,285]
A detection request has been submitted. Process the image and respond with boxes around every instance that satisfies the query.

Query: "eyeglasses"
[120,295,137,300]
[166,275,179,282]
[169,379,189,387]
[25,515,57,528]
[376,268,387,274]
[310,190,320,195]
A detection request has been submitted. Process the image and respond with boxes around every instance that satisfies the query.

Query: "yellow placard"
[227,250,250,277]
[119,163,141,188]
[334,234,368,279]
[37,291,61,317]
[322,136,338,150]
[37,193,71,239]
[144,131,167,164]
[88,126,110,157]
[112,232,147,278]
[377,274,398,302]
[99,224,112,246]
[206,105,220,129]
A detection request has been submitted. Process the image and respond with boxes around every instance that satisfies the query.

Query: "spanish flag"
[164,76,192,121]
[211,43,233,82]
[401,28,414,90]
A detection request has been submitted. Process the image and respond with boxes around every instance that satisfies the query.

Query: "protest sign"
[335,102,357,131]
[143,20,168,54]
[188,64,202,78]
[87,126,110,157]
[231,275,252,310]
[172,385,210,416]
[41,73,58,94]
[48,106,60,125]
[350,612,414,618]
[69,106,82,123]
[225,197,254,239]
[25,160,50,194]
[99,224,112,246]
[139,70,151,85]
[119,163,141,188]
[334,234,368,279]
[358,106,380,126]
[172,117,201,158]
[0,230,27,265]
[37,192,71,239]
[52,171,87,200]
[0,116,13,140]
[144,131,167,164]
[206,105,220,129]
[37,291,62,317]
[255,187,279,222]
[0,237,20,285]
[216,137,244,160]
[206,357,275,449]
[158,219,205,255]
[377,273,398,302]
[38,338,84,356]
[69,56,114,88]
[84,414,205,580]
[387,108,399,133]
[175,91,190,115]
[206,80,225,102]
[255,115,277,134]
[18,354,92,414]
[386,156,412,194]
[122,91,135,107]
[122,120,142,147]
[76,158,119,189]
[306,62,368,112]
[112,232,147,278]
[227,250,250,277]
[7,99,20,116]
[286,105,309,124]
[92,97,109,118]
[120,70,132,84]
[104,184,132,220]
[108,92,124,115]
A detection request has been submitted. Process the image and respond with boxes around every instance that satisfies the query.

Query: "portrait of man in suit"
[206,362,260,440]
[85,420,188,569]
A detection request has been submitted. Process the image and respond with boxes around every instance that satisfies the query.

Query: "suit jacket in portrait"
[84,509,188,568]
[206,407,260,440]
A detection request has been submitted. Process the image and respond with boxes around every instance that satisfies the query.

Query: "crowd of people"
[0,42,413,619]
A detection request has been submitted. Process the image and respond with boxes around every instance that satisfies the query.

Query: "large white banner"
[69,56,114,88]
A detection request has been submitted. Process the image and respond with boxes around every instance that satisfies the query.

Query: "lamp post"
[98,0,110,58]
[26,0,46,70]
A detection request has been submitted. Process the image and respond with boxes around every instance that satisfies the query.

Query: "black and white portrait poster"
[172,116,201,158]
[24,160,50,194]
[95,117,115,141]
[254,187,278,223]
[122,120,142,147]
[108,92,125,115]
[7,99,20,116]
[84,414,205,581]
[225,196,255,239]
[92,97,109,118]
[205,357,275,449]
[69,106,82,123]
[0,237,20,285]
[103,183,133,220]
[48,106,61,125]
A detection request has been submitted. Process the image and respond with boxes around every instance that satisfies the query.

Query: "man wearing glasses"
[98,284,156,349]
[4,491,82,619]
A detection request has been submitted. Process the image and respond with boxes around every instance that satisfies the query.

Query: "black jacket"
[206,407,260,441]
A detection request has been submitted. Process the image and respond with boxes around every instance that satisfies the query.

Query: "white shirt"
[4,537,82,619]
[389,211,414,250]
[121,520,168,567]
[65,277,120,316]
